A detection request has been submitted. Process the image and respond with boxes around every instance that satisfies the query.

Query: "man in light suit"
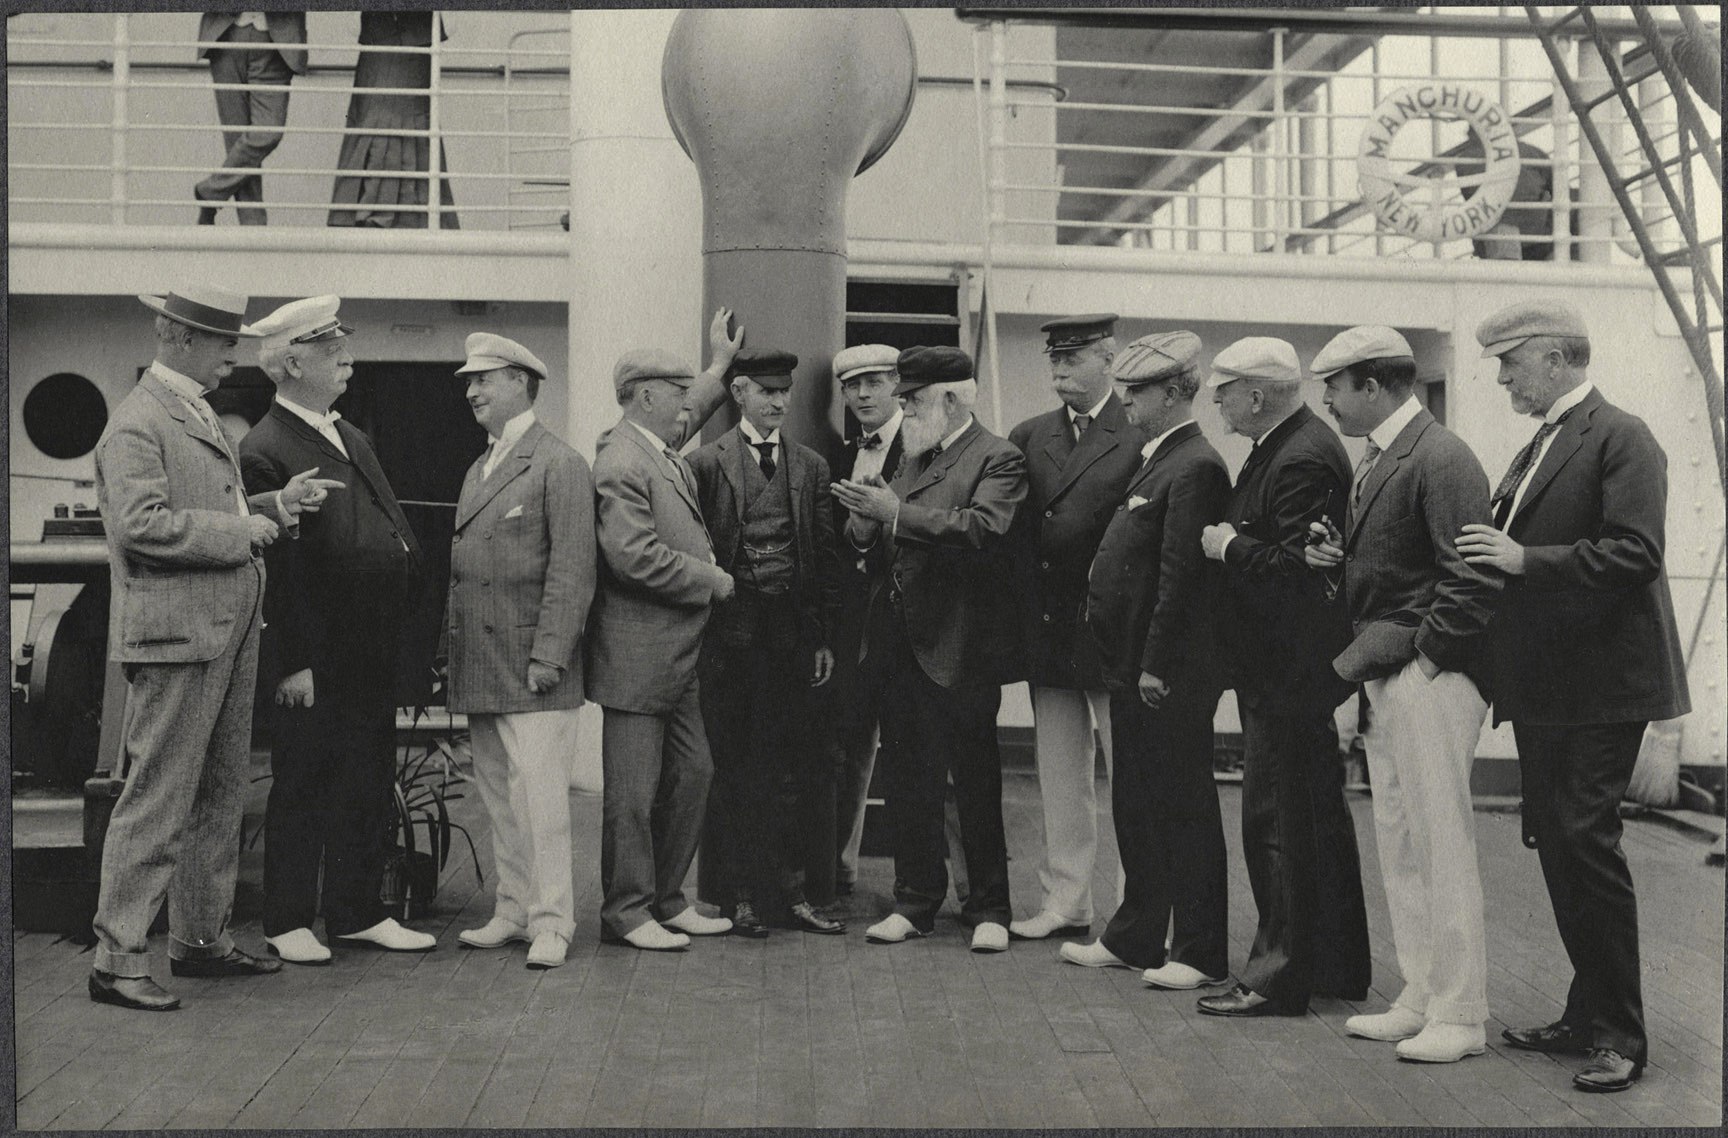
[1061,332,1230,985]
[446,332,597,970]
[195,12,308,225]
[833,346,1028,952]
[1306,326,1501,1063]
[1007,314,1144,943]
[1459,301,1691,1092]
[239,295,436,964]
[89,285,336,1011]
[689,349,845,937]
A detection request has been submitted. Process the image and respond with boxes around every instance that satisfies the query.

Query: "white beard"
[900,412,948,457]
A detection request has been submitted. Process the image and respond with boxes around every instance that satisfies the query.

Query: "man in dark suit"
[1059,331,1230,985]
[1306,326,1501,1064]
[1194,336,1372,1016]
[1459,300,1691,1092]
[689,349,844,937]
[1007,314,1144,942]
[832,346,1028,952]
[239,295,436,964]
[195,12,308,225]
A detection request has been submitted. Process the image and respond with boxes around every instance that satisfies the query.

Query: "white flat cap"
[1310,325,1414,380]
[1207,336,1301,387]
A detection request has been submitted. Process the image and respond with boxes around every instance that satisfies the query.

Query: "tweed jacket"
[197,12,308,74]
[93,368,288,665]
[1482,388,1691,726]
[1086,422,1231,695]
[1335,405,1501,685]
[860,417,1029,690]
[585,420,729,715]
[688,424,842,650]
[445,419,596,714]
[1009,394,1145,691]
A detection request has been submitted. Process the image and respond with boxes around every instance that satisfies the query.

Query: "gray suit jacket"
[446,420,596,714]
[197,12,309,74]
[586,420,728,715]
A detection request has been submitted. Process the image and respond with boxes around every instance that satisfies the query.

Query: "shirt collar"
[739,418,781,448]
[150,361,210,403]
[489,408,536,453]
[1545,380,1593,424]
[1069,392,1112,423]
[628,417,676,454]
[938,415,973,454]
[1140,417,1195,462]
[1368,395,1423,452]
[861,408,902,446]
[276,395,341,430]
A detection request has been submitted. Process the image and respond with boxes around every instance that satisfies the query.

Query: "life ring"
[1358,83,1522,244]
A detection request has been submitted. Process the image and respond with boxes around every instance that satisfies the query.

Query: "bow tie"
[858,432,882,450]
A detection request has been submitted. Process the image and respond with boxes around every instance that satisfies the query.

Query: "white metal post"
[1576,39,1614,264]
[984,20,1009,433]
[428,12,444,232]
[111,13,129,225]
[1271,27,1288,254]
[1551,43,1574,262]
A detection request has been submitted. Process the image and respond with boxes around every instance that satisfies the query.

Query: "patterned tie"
[1072,413,1092,444]
[1351,438,1383,511]
[754,440,777,482]
[857,432,882,450]
[1493,411,1572,526]
[664,446,698,500]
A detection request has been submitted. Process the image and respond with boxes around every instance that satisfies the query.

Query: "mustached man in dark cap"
[1005,314,1145,943]
[1457,301,1689,1093]
[687,350,845,937]
[88,286,339,1012]
[832,346,1029,952]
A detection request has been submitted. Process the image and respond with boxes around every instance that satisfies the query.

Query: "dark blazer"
[1336,406,1501,684]
[689,425,843,650]
[197,12,309,74]
[1483,388,1690,726]
[1218,405,1356,714]
[1009,395,1145,690]
[862,418,1028,690]
[1086,422,1231,694]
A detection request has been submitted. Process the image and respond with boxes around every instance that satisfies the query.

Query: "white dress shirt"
[1070,392,1111,438]
[235,11,269,31]
[1366,394,1424,455]
[1506,381,1593,523]
[1140,417,1195,464]
[738,417,781,470]
[483,409,536,480]
[276,396,347,458]
[849,409,903,482]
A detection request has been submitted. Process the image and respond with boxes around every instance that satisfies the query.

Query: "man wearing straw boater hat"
[88,286,340,1012]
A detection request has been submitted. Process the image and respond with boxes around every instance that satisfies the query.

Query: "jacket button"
[1042,613,1052,622]
[224,484,233,494]
[1040,561,1050,570]
[481,579,490,587]
[453,534,462,543]
[1117,504,1125,511]
[372,496,381,506]
[1044,510,1053,518]
[483,623,494,633]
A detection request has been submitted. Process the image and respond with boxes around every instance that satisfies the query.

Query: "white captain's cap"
[456,332,547,380]
[250,295,353,344]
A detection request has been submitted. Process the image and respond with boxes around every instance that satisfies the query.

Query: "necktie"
[1352,438,1383,510]
[1072,413,1091,444]
[664,447,698,499]
[857,432,882,450]
[480,441,498,479]
[754,440,777,482]
[1493,411,1571,526]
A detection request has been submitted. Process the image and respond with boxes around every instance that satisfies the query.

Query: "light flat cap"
[894,345,973,394]
[1109,330,1202,387]
[1207,336,1301,388]
[1310,325,1414,380]
[833,343,899,384]
[137,285,261,338]
[457,332,547,379]
[1476,299,1589,358]
[612,347,695,391]
[727,348,800,390]
[1041,313,1119,353]
[250,295,353,344]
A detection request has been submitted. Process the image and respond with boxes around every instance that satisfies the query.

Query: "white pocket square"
[1128,495,1150,511]
[503,505,524,519]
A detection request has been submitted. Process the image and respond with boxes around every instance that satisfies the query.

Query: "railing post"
[1297,95,1318,254]
[428,11,444,232]
[111,12,129,225]
[988,20,1009,247]
[1550,48,1574,262]
[1429,30,1443,258]
[1371,40,1385,256]
[1575,37,1615,264]
[1271,26,1287,254]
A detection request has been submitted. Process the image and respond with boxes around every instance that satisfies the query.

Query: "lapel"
[1040,410,1077,478]
[1346,408,1433,548]
[455,420,543,530]
[1048,395,1126,505]
[622,417,704,522]
[144,370,233,464]
[1507,388,1598,533]
[716,427,748,528]
[1126,421,1199,500]
[1239,404,1309,488]
[907,418,981,499]
[271,401,349,467]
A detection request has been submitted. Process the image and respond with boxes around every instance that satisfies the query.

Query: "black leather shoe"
[169,947,283,978]
[731,901,770,939]
[790,900,846,935]
[88,971,181,1011]
[1314,985,1370,1002]
[1573,1048,1643,1092]
[193,184,221,226]
[1196,984,1303,1018]
[1502,1020,1593,1055]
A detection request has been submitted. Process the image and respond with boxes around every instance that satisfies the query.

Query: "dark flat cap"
[895,345,973,394]
[728,348,799,390]
[1041,313,1118,353]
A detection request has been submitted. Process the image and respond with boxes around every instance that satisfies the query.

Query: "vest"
[738,448,796,593]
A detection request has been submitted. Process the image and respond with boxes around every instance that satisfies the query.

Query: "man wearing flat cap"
[239,296,436,964]
[1305,326,1501,1063]
[88,286,337,1011]
[446,332,597,970]
[833,345,1028,952]
[1006,313,1144,942]
[1457,301,1689,1092]
[1194,335,1371,1018]
[687,349,845,937]
[1060,331,1232,985]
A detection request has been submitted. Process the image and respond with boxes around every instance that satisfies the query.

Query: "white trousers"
[1361,659,1489,1025]
[1030,686,1118,923]
[469,708,580,940]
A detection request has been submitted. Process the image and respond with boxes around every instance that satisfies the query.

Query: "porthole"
[22,373,108,460]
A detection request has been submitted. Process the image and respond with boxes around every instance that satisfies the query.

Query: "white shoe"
[1346,1006,1428,1042]
[525,931,570,970]
[864,914,929,944]
[970,922,1010,954]
[662,907,733,937]
[1060,940,1131,969]
[1008,911,1089,940]
[336,918,436,953]
[1141,961,1227,990]
[265,927,330,966]
[458,917,531,950]
[1395,1022,1486,1063]
[622,920,690,952]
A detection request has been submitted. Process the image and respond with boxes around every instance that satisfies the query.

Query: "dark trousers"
[828,595,892,885]
[1514,719,1648,1063]
[877,624,1010,930]
[262,631,398,938]
[1236,700,1372,1007]
[1100,689,1228,975]
[200,25,293,223]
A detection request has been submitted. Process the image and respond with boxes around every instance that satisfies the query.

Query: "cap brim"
[1205,371,1240,388]
[455,355,510,375]
[893,378,933,396]
[1479,336,1527,358]
[836,365,895,383]
[138,294,263,339]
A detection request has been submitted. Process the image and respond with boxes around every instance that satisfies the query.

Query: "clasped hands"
[831,472,900,527]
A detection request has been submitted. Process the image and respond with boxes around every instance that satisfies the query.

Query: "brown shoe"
[88,971,181,1011]
[169,947,283,978]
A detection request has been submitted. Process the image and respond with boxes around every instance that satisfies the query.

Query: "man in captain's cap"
[686,350,844,937]
[88,286,336,1012]
[1304,326,1501,1063]
[239,296,436,964]
[445,332,597,970]
[1004,314,1146,943]
[1456,301,1689,1093]
[832,345,1028,952]
[1059,331,1232,985]
[1193,335,1372,1018]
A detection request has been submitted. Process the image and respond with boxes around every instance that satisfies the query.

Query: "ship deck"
[11,769,1724,1130]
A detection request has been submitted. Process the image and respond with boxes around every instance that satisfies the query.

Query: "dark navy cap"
[1041,313,1118,353]
[727,349,799,390]
[894,345,973,394]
